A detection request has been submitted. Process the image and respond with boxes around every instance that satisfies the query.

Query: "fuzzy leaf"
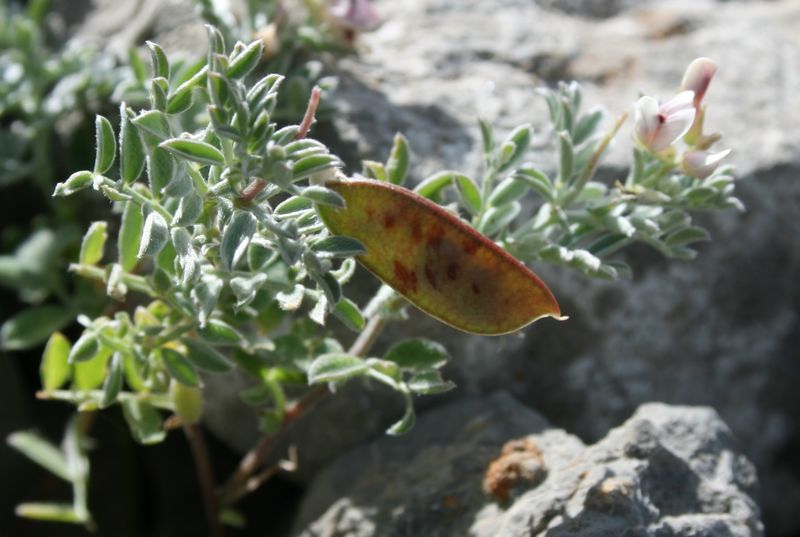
[311,236,366,258]
[161,348,199,387]
[220,211,257,270]
[119,103,145,184]
[160,138,225,166]
[308,353,367,384]
[7,431,70,481]
[317,180,561,335]
[384,338,449,370]
[182,338,233,373]
[100,352,123,408]
[1,306,73,351]
[138,211,169,258]
[118,201,144,270]
[386,133,410,185]
[121,399,165,445]
[40,332,71,391]
[94,115,116,174]
[79,222,107,265]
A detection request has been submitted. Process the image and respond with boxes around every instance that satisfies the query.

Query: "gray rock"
[293,394,763,537]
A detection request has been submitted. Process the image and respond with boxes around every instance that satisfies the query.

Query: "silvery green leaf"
[386,395,415,436]
[293,155,341,182]
[173,192,203,226]
[630,216,660,235]
[588,234,628,257]
[132,110,171,141]
[68,332,99,364]
[333,298,364,331]
[362,160,386,181]
[386,133,410,185]
[138,212,169,258]
[315,272,341,305]
[384,339,449,370]
[478,118,494,156]
[309,294,328,325]
[146,41,169,79]
[301,185,345,207]
[150,77,169,111]
[574,181,607,202]
[453,174,482,216]
[53,171,94,197]
[277,284,304,311]
[183,337,232,373]
[166,66,208,114]
[513,167,554,203]
[94,115,116,175]
[666,226,710,247]
[100,352,123,408]
[7,431,71,481]
[557,131,574,185]
[227,39,263,78]
[171,227,193,259]
[117,201,143,271]
[147,147,174,195]
[79,221,107,265]
[192,276,223,326]
[161,170,193,198]
[40,332,70,391]
[539,244,572,264]
[408,369,456,395]
[230,273,268,309]
[221,211,257,270]
[684,186,717,205]
[161,348,199,387]
[278,236,302,265]
[570,249,602,273]
[311,236,366,258]
[239,384,272,406]
[478,201,521,236]
[488,176,528,207]
[603,215,636,238]
[122,399,165,445]
[573,108,604,146]
[307,353,367,384]
[414,170,455,200]
[119,104,145,184]
[106,263,127,300]
[274,196,313,218]
[497,123,532,172]
[160,138,225,167]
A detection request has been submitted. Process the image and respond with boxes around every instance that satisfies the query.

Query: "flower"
[328,0,381,33]
[680,57,717,109]
[634,90,696,153]
[681,149,731,179]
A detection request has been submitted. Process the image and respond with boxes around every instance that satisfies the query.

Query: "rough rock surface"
[293,393,763,536]
[274,2,800,535]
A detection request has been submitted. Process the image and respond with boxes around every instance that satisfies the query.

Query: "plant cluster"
[3,5,740,532]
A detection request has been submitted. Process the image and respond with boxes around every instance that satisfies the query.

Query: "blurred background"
[1,0,798,536]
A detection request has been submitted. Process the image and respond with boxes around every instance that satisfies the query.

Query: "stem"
[36,390,174,411]
[183,424,225,537]
[560,112,628,207]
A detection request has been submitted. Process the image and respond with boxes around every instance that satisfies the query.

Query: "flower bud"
[329,0,381,32]
[634,91,696,153]
[680,57,717,109]
[681,149,731,179]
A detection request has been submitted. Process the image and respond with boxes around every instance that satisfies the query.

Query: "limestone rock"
[293,394,763,537]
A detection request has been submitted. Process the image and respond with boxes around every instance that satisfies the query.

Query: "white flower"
[634,91,696,153]
[680,57,717,109]
[681,149,731,179]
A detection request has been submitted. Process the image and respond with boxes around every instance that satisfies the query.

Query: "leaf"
[100,352,123,408]
[220,211,257,270]
[386,133,410,185]
[72,346,111,390]
[453,174,482,216]
[307,353,368,384]
[292,155,341,181]
[311,236,366,258]
[226,39,263,79]
[384,338,449,370]
[173,192,203,226]
[40,332,71,391]
[138,211,169,258]
[333,297,365,331]
[119,103,145,184]
[146,41,169,79]
[161,348,199,387]
[408,369,456,395]
[53,170,93,196]
[1,306,73,351]
[478,201,521,237]
[170,381,203,424]
[182,338,233,373]
[121,399,166,445]
[79,221,107,265]
[94,115,116,174]
[301,185,345,207]
[15,503,84,524]
[497,124,532,172]
[7,431,71,481]
[413,170,456,200]
[160,138,225,166]
[666,226,710,247]
[488,177,529,207]
[317,180,562,335]
[277,284,305,311]
[197,319,244,345]
[118,201,144,271]
[274,196,313,217]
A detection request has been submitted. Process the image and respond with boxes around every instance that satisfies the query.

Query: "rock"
[289,1,800,534]
[293,394,763,537]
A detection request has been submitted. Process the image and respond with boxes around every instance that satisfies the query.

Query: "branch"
[183,424,225,537]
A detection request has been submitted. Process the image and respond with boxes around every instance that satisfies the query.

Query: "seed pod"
[317,180,562,335]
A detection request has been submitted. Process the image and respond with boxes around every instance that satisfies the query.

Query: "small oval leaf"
[94,115,116,174]
[161,348,199,387]
[384,338,449,370]
[220,211,257,270]
[79,221,107,265]
[138,211,169,258]
[308,353,367,384]
[160,138,225,166]
[40,332,71,390]
[182,337,233,373]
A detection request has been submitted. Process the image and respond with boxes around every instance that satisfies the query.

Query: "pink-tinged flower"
[681,149,731,179]
[634,91,696,153]
[680,57,717,109]
[328,0,381,33]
